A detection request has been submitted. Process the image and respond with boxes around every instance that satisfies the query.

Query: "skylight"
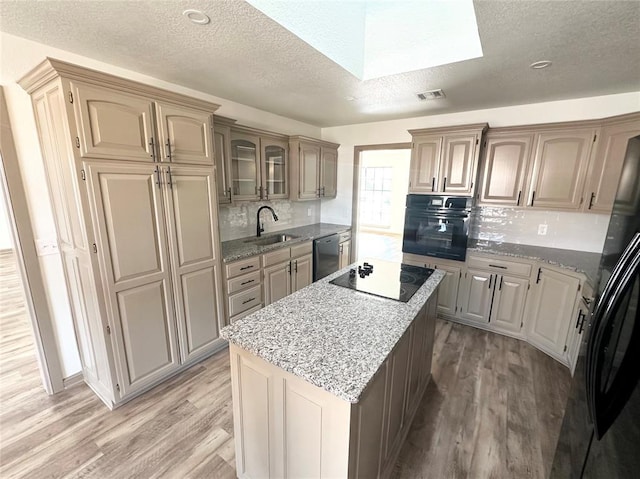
[246,0,483,81]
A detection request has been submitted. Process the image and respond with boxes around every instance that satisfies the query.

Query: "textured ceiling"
[1,0,639,127]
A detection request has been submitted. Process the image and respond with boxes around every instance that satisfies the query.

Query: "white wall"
[320,92,640,252]
[0,188,13,249]
[0,32,322,378]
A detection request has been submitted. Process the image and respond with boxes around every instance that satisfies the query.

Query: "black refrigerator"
[551,135,640,478]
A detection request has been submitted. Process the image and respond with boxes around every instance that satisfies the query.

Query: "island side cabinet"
[228,293,438,479]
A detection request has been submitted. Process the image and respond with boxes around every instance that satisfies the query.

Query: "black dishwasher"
[313,234,340,281]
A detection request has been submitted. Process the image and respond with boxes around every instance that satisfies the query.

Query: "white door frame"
[0,87,64,394]
[351,143,411,262]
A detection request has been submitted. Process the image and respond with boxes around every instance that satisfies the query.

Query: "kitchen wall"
[0,32,322,378]
[218,199,321,242]
[320,92,640,253]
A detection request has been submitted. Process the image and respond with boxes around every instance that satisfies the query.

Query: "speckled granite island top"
[221,223,350,262]
[468,239,602,285]
[221,265,445,403]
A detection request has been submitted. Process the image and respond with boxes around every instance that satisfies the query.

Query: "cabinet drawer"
[467,255,532,277]
[263,248,291,267]
[226,256,260,279]
[290,241,312,258]
[227,270,261,295]
[230,304,262,324]
[228,285,262,317]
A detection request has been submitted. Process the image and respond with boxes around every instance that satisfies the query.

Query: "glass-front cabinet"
[262,136,288,199]
[230,132,261,201]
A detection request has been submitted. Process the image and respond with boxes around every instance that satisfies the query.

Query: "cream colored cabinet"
[526,266,582,361]
[339,239,351,269]
[527,128,597,209]
[430,262,461,316]
[164,165,224,362]
[320,146,338,198]
[21,59,225,408]
[408,124,487,195]
[290,137,340,200]
[230,131,261,201]
[229,292,438,479]
[154,102,213,165]
[292,253,313,291]
[85,162,181,397]
[212,115,236,204]
[459,269,494,323]
[225,256,263,323]
[583,113,640,213]
[490,275,528,335]
[478,133,533,206]
[263,261,291,305]
[73,82,213,166]
[263,245,313,306]
[72,81,156,162]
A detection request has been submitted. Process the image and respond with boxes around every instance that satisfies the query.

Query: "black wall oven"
[402,195,472,262]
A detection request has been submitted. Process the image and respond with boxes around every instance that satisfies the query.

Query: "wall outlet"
[537,224,548,236]
[307,207,312,217]
[35,238,59,256]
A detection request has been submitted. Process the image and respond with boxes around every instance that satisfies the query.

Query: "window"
[360,167,393,227]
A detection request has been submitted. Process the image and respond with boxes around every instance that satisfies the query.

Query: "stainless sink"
[245,234,299,246]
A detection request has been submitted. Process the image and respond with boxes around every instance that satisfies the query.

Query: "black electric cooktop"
[329,260,434,302]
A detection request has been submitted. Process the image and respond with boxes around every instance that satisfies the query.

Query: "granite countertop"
[468,239,602,285]
[221,264,445,403]
[221,223,351,262]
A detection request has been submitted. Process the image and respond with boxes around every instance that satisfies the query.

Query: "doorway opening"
[352,145,411,263]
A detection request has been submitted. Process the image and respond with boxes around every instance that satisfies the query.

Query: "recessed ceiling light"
[530,60,552,70]
[183,9,210,25]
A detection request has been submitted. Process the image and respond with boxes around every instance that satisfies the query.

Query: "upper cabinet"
[478,133,533,206]
[212,118,290,203]
[582,113,640,213]
[408,124,487,196]
[478,123,599,211]
[72,81,213,165]
[527,128,596,210]
[290,137,340,200]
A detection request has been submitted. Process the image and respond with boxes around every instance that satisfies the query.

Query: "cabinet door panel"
[85,162,179,396]
[299,142,320,199]
[459,269,493,323]
[293,254,313,293]
[490,275,528,335]
[155,102,213,165]
[526,268,580,358]
[339,240,351,269]
[231,132,261,200]
[480,135,532,205]
[529,130,595,209]
[441,133,477,194]
[410,135,441,193]
[431,264,460,316]
[262,137,289,199]
[164,166,224,361]
[384,330,411,460]
[585,119,640,213]
[214,125,232,203]
[320,147,338,198]
[72,82,155,162]
[264,262,292,306]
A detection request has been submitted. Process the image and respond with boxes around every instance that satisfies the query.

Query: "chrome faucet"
[256,205,278,237]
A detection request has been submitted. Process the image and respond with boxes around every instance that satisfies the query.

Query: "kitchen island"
[221,264,444,479]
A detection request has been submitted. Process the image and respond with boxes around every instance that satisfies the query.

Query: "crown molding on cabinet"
[408,123,489,137]
[18,57,220,113]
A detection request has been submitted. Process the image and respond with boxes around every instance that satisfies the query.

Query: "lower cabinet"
[525,266,581,361]
[225,256,263,323]
[490,275,529,334]
[229,293,438,479]
[402,254,462,316]
[263,244,313,306]
[339,239,352,269]
[459,269,493,323]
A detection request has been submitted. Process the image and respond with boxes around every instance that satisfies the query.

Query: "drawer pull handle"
[240,279,255,285]
[240,265,254,271]
[488,264,507,269]
[242,297,256,305]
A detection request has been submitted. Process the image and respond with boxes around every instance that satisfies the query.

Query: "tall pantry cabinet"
[19,59,226,408]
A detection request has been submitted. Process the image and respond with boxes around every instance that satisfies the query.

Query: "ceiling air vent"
[417,89,446,101]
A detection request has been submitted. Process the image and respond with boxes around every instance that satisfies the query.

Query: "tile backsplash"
[218,199,321,242]
[470,207,610,253]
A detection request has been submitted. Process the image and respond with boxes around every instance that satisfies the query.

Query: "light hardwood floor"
[0,249,570,478]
